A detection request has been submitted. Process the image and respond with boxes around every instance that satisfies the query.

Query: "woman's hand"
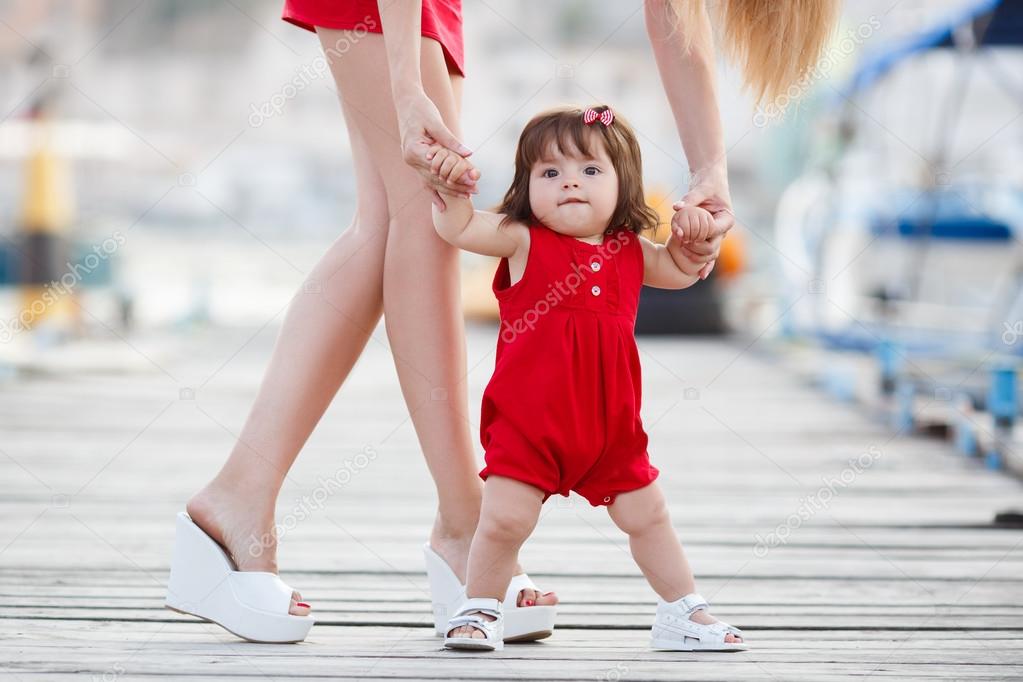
[396,91,480,210]
[672,166,735,280]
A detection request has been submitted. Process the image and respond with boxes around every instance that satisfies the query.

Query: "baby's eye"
[542,168,559,179]
[583,166,600,176]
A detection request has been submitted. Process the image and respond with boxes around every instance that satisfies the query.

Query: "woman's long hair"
[666,0,841,104]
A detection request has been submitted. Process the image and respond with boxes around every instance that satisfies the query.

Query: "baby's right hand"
[427,145,480,199]
[671,203,715,243]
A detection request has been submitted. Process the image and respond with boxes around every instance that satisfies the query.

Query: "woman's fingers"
[699,259,716,280]
[680,239,717,262]
[681,184,710,209]
[682,248,714,264]
[426,119,473,158]
[709,207,735,238]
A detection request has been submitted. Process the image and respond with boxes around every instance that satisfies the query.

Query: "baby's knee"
[613,494,670,536]
[477,510,536,546]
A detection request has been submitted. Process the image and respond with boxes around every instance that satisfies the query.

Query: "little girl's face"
[528,137,618,239]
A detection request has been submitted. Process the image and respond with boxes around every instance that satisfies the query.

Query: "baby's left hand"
[427,145,478,199]
[671,204,715,244]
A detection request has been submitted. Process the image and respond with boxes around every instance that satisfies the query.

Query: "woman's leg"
[188,29,554,619]
[186,39,393,617]
[309,29,480,573]
[318,31,554,607]
[381,44,482,579]
[608,483,741,642]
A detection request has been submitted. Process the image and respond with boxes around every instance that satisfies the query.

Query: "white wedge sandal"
[444,597,504,651]
[165,511,315,643]
[650,593,747,652]
[423,543,555,642]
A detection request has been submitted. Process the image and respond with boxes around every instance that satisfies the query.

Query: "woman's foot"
[428,515,559,617]
[186,481,310,617]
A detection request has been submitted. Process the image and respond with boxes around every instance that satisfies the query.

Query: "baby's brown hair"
[497,105,659,235]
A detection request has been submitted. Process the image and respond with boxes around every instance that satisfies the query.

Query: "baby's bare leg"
[450,476,544,639]
[607,483,741,643]
[606,483,693,600]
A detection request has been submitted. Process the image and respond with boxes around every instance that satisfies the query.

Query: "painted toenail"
[296,602,310,608]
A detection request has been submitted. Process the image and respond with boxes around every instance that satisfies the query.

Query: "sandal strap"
[453,597,502,619]
[447,597,503,639]
[504,573,538,608]
[668,592,709,617]
[226,572,295,616]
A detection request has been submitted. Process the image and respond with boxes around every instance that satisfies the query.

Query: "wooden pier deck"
[2,324,1022,680]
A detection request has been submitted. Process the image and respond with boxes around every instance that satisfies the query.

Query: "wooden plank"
[2,326,1022,679]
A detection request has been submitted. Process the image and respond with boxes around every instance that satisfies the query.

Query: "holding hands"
[396,91,480,210]
[667,204,717,278]
[669,168,736,280]
[427,145,478,200]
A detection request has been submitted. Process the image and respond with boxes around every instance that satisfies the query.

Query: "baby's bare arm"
[640,231,701,290]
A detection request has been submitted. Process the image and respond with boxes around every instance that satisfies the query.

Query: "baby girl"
[430,105,744,652]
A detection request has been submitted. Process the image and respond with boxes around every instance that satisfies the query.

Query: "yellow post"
[19,111,76,334]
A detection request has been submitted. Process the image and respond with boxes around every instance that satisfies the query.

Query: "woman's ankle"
[431,505,481,545]
[185,477,281,568]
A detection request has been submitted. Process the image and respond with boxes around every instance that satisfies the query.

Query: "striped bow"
[583,107,614,127]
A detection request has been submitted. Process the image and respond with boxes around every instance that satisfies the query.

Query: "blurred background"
[1,0,1022,442]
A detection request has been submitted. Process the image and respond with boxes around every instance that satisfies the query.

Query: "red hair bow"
[583,107,614,127]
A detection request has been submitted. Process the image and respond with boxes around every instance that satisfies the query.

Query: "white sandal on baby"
[444,598,504,651]
[423,543,555,642]
[164,512,314,643]
[650,593,747,652]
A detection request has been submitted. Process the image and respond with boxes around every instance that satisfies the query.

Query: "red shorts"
[282,0,465,77]
[479,423,659,508]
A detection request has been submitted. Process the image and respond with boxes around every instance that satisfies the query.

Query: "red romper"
[281,0,465,77]
[479,222,659,506]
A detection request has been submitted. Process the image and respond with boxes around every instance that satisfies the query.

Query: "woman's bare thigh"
[316,30,464,218]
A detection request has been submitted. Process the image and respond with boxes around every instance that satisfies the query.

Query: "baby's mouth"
[559,198,588,206]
